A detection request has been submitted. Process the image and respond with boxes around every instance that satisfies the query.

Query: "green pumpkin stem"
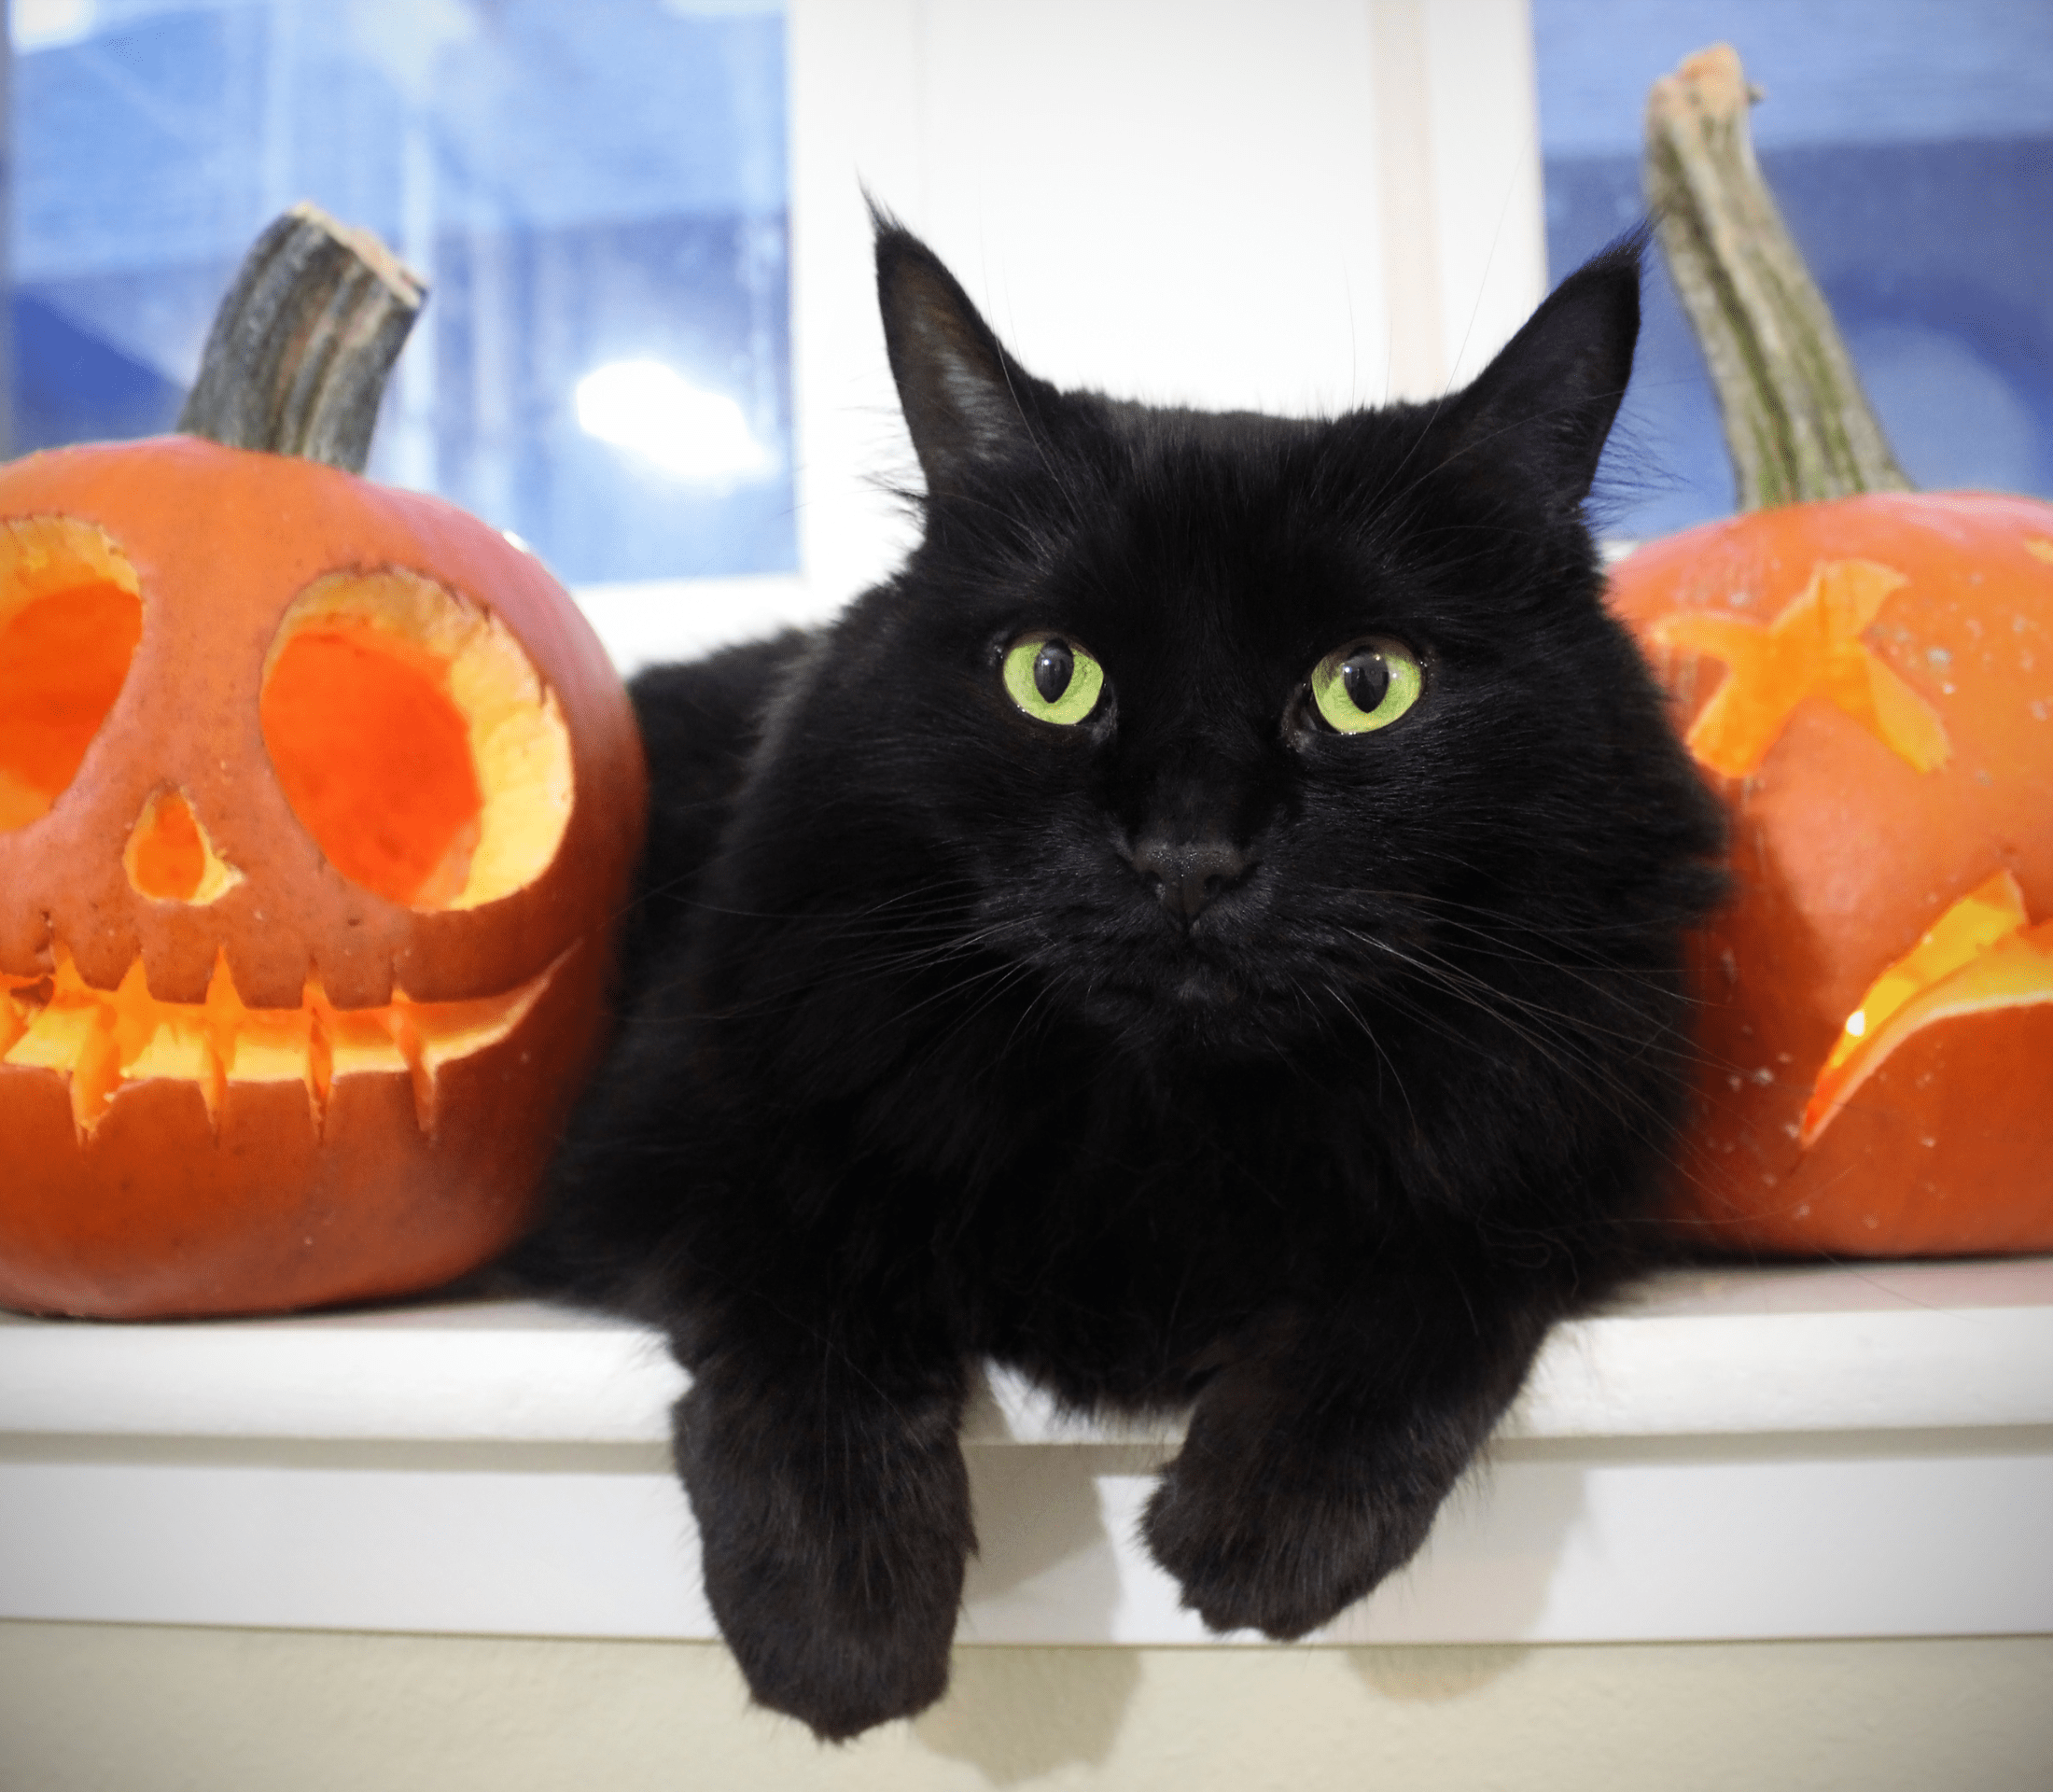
[1643,43,1914,510]
[177,203,426,475]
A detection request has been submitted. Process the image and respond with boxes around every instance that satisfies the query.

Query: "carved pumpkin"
[1610,491,2053,1253]
[0,435,644,1318]
[1613,45,2053,1255]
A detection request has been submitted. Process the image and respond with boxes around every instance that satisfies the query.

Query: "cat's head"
[743,220,1719,1069]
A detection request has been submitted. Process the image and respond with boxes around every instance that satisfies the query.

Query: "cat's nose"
[1131,836,1252,925]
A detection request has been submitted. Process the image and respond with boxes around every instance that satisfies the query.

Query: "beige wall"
[3,1622,2049,1791]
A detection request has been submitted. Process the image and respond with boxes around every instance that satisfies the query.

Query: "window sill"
[3,1259,2050,1646]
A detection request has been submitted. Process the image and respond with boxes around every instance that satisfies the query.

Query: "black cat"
[521,218,1725,1740]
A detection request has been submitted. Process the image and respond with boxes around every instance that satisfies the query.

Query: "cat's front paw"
[709,1575,957,1743]
[678,1380,971,1741]
[1142,1456,1441,1640]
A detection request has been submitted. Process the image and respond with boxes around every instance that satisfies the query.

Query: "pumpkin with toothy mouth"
[0,209,644,1319]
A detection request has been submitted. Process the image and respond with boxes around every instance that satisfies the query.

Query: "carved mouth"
[0,947,563,1140]
[1802,871,2053,1145]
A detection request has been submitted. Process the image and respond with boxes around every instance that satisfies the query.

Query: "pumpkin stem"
[177,203,427,475]
[1643,43,1914,509]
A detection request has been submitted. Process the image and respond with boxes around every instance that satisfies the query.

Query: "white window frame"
[576,0,1550,670]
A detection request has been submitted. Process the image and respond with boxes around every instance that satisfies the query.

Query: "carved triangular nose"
[1131,835,1251,924]
[124,789,243,905]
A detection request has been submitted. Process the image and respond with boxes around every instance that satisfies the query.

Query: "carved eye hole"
[0,517,145,833]
[259,568,573,911]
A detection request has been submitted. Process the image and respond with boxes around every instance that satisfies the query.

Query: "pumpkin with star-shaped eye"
[1611,495,2053,1254]
[0,209,645,1318]
[1608,46,2053,1255]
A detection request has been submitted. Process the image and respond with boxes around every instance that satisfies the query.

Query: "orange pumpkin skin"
[0,438,646,1317]
[1607,490,2053,1255]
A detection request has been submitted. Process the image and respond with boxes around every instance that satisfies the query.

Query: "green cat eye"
[1002,632,1106,726]
[1309,637,1423,734]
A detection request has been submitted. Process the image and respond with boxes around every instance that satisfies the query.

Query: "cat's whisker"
[1286,879,1725,1015]
[1317,931,1639,1097]
[1318,975,1421,1140]
[622,917,1026,1027]
[1336,924,1710,1069]
[1343,945,1707,1162]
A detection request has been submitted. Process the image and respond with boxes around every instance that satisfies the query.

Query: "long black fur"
[518,220,1725,1741]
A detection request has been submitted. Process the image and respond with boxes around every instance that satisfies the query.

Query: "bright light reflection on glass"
[574,359,775,484]
[10,0,97,52]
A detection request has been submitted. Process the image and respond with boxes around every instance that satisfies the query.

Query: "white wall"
[578,0,1546,670]
[7,1625,2052,1791]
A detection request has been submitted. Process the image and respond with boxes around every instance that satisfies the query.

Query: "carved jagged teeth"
[0,947,561,1140]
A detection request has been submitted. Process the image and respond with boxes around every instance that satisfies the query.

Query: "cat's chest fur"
[969,1074,1390,1409]
[660,817,1434,1410]
[853,1036,1384,1391]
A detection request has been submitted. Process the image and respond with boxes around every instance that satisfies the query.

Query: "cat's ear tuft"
[1442,228,1645,511]
[874,217,1040,494]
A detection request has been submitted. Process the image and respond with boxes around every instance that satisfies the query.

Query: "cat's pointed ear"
[1441,229,1644,510]
[874,212,1040,493]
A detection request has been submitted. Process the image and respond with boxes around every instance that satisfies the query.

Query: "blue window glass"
[10,0,793,585]
[1534,0,2053,539]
